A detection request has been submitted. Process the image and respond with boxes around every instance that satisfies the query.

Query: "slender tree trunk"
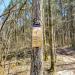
[48,0,56,75]
[68,0,74,47]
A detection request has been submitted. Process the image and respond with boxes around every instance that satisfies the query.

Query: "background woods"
[0,0,75,75]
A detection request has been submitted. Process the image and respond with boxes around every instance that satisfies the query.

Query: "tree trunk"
[30,48,43,75]
[68,0,74,47]
[30,0,43,75]
[48,0,56,75]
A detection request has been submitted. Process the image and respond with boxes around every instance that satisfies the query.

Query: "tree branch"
[18,0,27,15]
[0,0,28,32]
[0,4,17,17]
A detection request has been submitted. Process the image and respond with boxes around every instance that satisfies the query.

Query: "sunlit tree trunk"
[30,0,43,75]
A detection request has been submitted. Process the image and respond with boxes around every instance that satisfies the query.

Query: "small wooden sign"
[32,26,43,48]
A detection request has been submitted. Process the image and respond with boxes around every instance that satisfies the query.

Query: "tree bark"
[68,0,74,47]
[30,48,43,75]
[47,0,56,75]
[30,0,43,75]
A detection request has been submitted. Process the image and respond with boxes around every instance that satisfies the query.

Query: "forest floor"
[56,47,75,75]
[56,47,75,69]
[0,47,75,75]
[44,47,75,75]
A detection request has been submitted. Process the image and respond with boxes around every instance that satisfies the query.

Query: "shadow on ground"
[56,47,75,57]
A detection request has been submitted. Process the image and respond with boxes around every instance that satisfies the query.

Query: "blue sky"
[0,0,32,16]
[0,0,11,15]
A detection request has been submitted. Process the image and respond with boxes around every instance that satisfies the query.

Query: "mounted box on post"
[32,23,43,48]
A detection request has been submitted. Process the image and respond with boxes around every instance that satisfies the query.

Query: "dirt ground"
[0,47,75,75]
[56,47,75,75]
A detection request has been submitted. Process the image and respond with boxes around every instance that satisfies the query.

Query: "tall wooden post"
[30,0,43,75]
